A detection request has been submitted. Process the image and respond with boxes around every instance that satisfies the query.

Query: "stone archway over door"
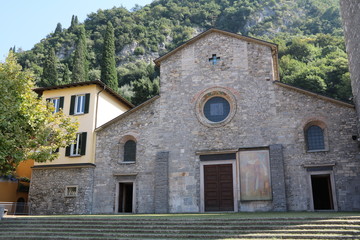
[204,164,234,211]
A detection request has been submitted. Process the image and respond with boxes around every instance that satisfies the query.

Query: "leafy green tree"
[101,21,118,90]
[72,25,88,82]
[89,69,101,81]
[12,0,351,101]
[118,84,134,102]
[335,72,352,102]
[0,53,78,176]
[40,48,58,87]
[131,76,159,105]
[286,38,320,63]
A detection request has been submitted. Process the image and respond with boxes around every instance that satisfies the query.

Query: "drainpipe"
[95,85,106,128]
[91,84,105,214]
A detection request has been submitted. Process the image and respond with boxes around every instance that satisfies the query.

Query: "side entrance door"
[204,164,234,211]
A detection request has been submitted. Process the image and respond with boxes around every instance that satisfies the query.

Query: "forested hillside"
[13,0,350,105]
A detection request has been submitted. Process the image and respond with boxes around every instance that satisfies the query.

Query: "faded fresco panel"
[239,150,272,201]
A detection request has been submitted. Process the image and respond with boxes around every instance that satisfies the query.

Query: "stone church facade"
[91,29,360,214]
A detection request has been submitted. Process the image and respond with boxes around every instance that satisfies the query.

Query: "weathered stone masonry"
[30,166,94,215]
[340,0,360,210]
[92,29,360,213]
[341,1,360,127]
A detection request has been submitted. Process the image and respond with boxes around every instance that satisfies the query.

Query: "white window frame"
[74,95,85,115]
[65,185,78,197]
[50,97,60,113]
[70,133,81,156]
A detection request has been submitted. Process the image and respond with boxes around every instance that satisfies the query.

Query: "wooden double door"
[204,164,234,211]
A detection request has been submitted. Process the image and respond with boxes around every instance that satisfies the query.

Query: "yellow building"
[32,81,133,166]
[0,159,34,214]
[26,81,133,214]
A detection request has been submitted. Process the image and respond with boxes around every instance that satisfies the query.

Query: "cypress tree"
[70,15,75,30]
[62,64,71,84]
[72,25,88,83]
[69,15,78,32]
[41,48,58,87]
[54,23,62,35]
[74,16,79,25]
[9,45,16,53]
[101,21,118,90]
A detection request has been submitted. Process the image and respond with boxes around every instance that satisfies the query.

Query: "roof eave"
[33,80,134,108]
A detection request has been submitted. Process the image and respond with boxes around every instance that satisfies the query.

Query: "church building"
[30,28,360,214]
[92,29,360,214]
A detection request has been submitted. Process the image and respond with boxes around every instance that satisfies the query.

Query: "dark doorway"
[311,174,334,210]
[204,164,234,211]
[15,197,25,214]
[118,183,133,213]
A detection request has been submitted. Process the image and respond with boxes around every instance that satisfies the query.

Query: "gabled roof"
[154,28,278,66]
[33,80,134,108]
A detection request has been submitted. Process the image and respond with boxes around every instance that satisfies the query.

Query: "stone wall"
[154,152,169,213]
[274,84,360,211]
[340,0,360,210]
[93,100,161,214]
[340,0,360,132]
[29,167,94,215]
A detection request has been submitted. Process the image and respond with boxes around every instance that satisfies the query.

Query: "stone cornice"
[32,163,96,169]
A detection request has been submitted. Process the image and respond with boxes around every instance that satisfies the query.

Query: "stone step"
[0,231,359,240]
[5,216,360,221]
[3,217,360,225]
[1,215,359,240]
[1,223,360,230]
[0,227,359,235]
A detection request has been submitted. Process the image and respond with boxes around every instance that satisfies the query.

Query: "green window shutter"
[59,97,64,110]
[84,93,90,114]
[65,146,71,156]
[69,95,76,115]
[80,132,87,156]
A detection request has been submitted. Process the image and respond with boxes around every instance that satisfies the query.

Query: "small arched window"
[124,140,136,162]
[306,125,325,151]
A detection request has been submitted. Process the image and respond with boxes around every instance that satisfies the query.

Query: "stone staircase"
[0,214,359,239]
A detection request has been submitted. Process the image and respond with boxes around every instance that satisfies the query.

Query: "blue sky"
[0,0,153,62]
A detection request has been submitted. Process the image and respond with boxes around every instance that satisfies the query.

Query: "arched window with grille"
[306,125,325,151]
[124,140,136,162]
